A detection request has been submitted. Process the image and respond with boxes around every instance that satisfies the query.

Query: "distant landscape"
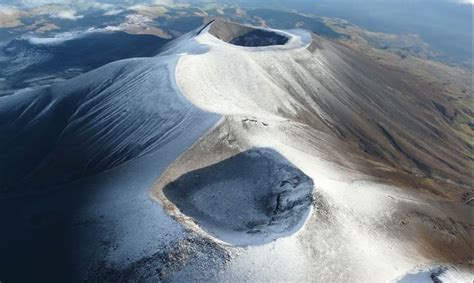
[0,1,472,282]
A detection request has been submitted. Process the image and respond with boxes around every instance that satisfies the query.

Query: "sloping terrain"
[0,20,472,282]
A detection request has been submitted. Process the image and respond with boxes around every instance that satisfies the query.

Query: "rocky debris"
[87,234,231,282]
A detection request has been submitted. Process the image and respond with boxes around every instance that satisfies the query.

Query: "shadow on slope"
[0,28,220,281]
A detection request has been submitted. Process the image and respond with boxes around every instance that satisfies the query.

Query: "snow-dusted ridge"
[0,54,220,194]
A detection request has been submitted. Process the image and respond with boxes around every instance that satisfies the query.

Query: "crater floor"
[163,148,314,245]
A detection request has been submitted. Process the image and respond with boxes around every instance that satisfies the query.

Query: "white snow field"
[0,20,471,282]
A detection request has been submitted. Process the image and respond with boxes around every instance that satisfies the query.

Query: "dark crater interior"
[163,148,314,245]
[208,20,289,47]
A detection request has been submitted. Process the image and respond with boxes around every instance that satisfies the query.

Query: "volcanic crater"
[162,148,314,245]
[208,20,289,47]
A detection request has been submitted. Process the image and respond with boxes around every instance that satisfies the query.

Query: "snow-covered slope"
[154,20,472,282]
[176,20,471,188]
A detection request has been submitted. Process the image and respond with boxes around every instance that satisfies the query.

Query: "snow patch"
[26,32,81,45]
[50,9,83,20]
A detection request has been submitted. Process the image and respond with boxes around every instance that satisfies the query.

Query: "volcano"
[0,20,471,282]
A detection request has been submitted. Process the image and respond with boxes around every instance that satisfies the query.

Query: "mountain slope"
[177,20,471,194]
[155,20,472,281]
